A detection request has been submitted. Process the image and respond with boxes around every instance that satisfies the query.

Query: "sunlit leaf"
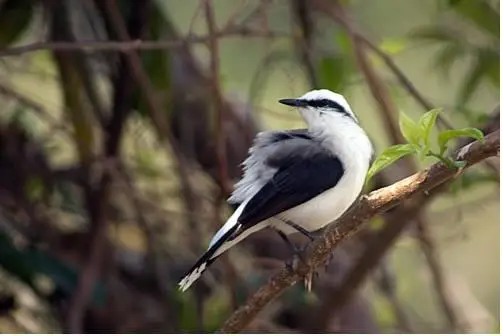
[437,128,485,154]
[418,108,441,149]
[379,38,407,55]
[399,111,421,146]
[366,144,419,182]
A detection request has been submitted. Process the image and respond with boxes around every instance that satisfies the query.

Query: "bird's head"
[278,89,358,127]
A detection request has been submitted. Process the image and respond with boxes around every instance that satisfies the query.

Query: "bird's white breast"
[271,116,372,234]
[273,158,367,234]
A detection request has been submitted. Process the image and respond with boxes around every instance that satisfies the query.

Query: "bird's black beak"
[278,98,308,107]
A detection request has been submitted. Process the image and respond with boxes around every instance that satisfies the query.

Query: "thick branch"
[331,2,462,330]
[219,130,499,333]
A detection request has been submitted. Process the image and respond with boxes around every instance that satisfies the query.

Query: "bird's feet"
[275,228,316,273]
[284,242,309,272]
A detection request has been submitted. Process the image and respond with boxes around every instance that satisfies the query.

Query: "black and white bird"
[178,89,373,292]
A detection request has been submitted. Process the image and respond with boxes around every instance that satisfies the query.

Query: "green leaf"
[418,108,441,149]
[437,128,485,154]
[399,111,421,146]
[453,160,467,168]
[366,144,419,182]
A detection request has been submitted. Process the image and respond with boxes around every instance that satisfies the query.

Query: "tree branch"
[0,29,287,58]
[65,0,151,331]
[308,109,499,330]
[219,130,499,333]
[204,0,231,195]
[329,2,463,330]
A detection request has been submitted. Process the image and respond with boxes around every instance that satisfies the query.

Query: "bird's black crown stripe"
[306,99,343,110]
[303,98,355,121]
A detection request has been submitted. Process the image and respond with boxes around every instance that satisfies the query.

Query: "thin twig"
[99,0,201,252]
[292,0,318,87]
[65,0,151,331]
[204,0,231,195]
[219,130,499,333]
[0,29,288,58]
[204,0,240,309]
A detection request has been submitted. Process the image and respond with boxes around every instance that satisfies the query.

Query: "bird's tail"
[177,225,239,292]
[178,203,248,291]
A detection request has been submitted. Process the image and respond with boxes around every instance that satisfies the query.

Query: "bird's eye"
[308,99,330,108]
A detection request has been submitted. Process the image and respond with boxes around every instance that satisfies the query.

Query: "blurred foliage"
[0,233,105,306]
[317,31,356,92]
[131,1,173,122]
[409,0,499,119]
[0,0,498,333]
[0,0,34,47]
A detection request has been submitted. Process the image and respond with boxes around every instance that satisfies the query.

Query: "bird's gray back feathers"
[228,129,318,205]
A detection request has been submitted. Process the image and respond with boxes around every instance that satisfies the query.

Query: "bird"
[178,89,374,292]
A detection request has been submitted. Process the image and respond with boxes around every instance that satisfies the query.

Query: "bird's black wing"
[236,137,344,229]
[227,128,311,211]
